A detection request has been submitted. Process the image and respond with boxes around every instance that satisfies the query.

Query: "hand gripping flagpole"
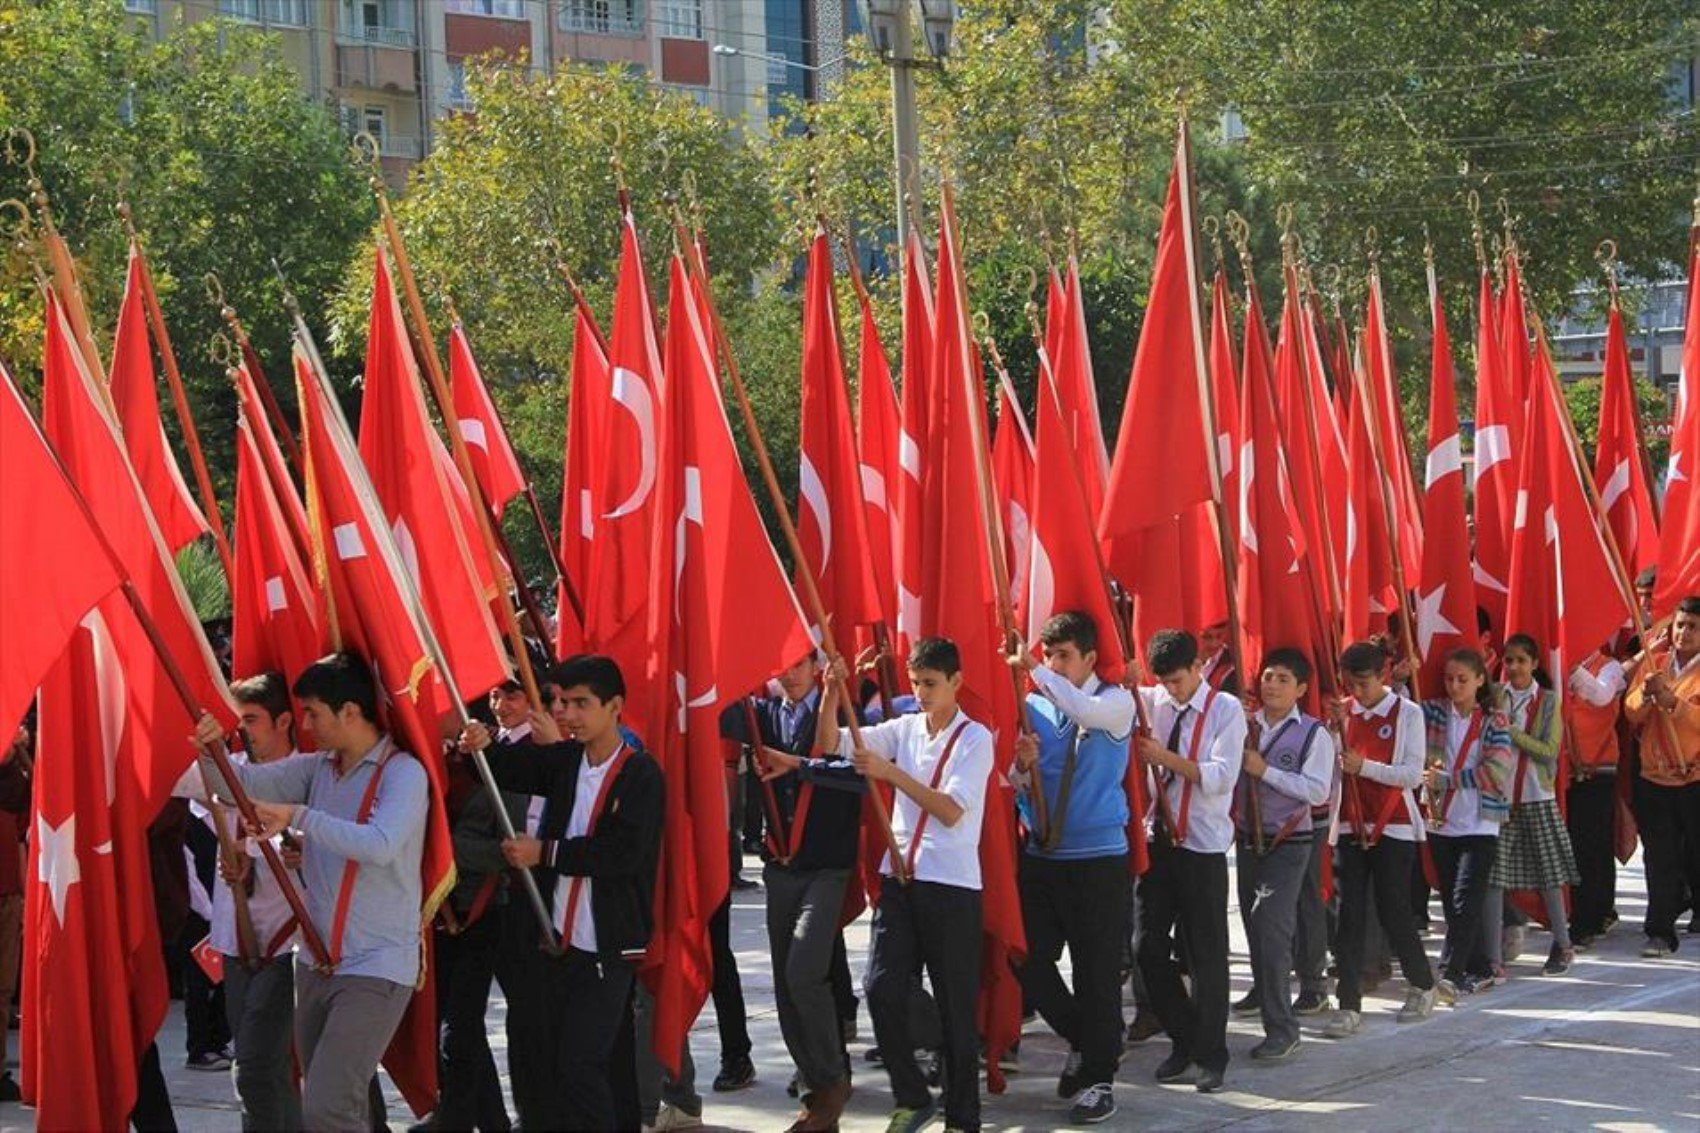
[672,208,908,884]
[286,299,565,955]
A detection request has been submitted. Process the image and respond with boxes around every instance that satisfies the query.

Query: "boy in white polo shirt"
[816,637,993,1133]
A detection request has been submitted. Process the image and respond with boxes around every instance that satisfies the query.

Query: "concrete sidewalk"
[6,850,1697,1132]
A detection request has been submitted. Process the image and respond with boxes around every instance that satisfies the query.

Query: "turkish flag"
[231,415,324,687]
[1301,290,1352,594]
[991,381,1035,616]
[1500,253,1535,415]
[1364,271,1424,576]
[1415,276,1479,692]
[853,276,902,632]
[1052,252,1109,516]
[40,294,236,812]
[0,364,123,742]
[23,611,170,1131]
[1043,264,1067,372]
[584,210,667,709]
[1027,358,1128,684]
[1100,132,1213,577]
[295,347,459,1116]
[449,323,528,518]
[926,185,1026,1091]
[235,362,311,564]
[798,226,882,633]
[107,245,208,553]
[644,253,813,1072]
[557,301,609,659]
[1653,238,1700,618]
[1207,266,1243,555]
[1237,284,1317,676]
[896,227,935,644]
[1595,305,1659,577]
[1343,349,1398,643]
[357,250,508,704]
[1472,267,1517,634]
[1274,268,1342,631]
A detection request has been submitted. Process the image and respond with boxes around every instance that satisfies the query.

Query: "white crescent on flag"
[605,366,657,519]
[1473,424,1510,485]
[798,453,832,568]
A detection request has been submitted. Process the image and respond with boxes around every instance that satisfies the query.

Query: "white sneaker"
[1323,1009,1361,1039]
[1397,985,1438,1023]
[651,1103,702,1131]
[1503,924,1527,963]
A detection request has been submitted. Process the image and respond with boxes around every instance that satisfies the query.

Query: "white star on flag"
[1415,583,1461,659]
[36,814,80,928]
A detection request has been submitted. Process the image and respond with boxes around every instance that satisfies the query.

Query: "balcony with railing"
[336,22,416,49]
[336,26,418,92]
[559,1,644,38]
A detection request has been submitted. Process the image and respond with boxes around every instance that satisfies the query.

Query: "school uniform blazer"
[482,737,664,958]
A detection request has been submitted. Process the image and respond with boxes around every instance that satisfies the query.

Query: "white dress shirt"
[1438,704,1498,838]
[836,709,994,889]
[1254,704,1335,807]
[1139,680,1247,854]
[554,751,620,953]
[1569,658,1627,707]
[1030,664,1136,736]
[1339,690,1426,842]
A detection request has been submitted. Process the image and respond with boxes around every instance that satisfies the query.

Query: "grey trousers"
[765,863,852,1093]
[1236,839,1311,1047]
[1293,835,1330,997]
[224,954,302,1133]
[632,981,701,1123]
[294,965,413,1133]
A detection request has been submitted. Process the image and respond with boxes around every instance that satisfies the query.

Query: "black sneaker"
[864,1046,885,1066]
[1231,989,1260,1016]
[0,1072,20,1102]
[186,1050,232,1071]
[712,1056,756,1092]
[730,875,761,892]
[1292,991,1331,1016]
[786,1071,800,1099]
[1057,1048,1084,1099]
[1196,1067,1225,1094]
[1069,1082,1117,1124]
[1155,1050,1193,1083]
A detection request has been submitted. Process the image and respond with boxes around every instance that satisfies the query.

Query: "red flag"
[23,611,169,1131]
[1415,273,1479,691]
[1027,361,1128,683]
[235,362,311,563]
[40,294,236,811]
[926,186,1025,1091]
[1043,263,1067,368]
[1237,287,1316,674]
[990,380,1035,614]
[0,364,123,742]
[1472,267,1517,632]
[853,277,902,631]
[1364,270,1424,576]
[1301,291,1352,594]
[557,302,609,658]
[896,227,935,644]
[1344,347,1398,642]
[1595,304,1658,576]
[646,253,814,1070]
[295,347,457,1115]
[107,244,207,553]
[449,323,527,517]
[797,226,881,632]
[231,416,324,685]
[584,210,667,699]
[1207,266,1243,553]
[1274,269,1339,628]
[1507,334,1632,673]
[1052,253,1109,516]
[357,250,508,704]
[1501,253,1535,413]
[1653,235,1700,617]
[1100,132,1213,576]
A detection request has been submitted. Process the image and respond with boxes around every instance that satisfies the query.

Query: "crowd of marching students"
[4,585,1692,1133]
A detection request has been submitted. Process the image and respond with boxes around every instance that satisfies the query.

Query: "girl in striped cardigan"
[1422,649,1515,1001]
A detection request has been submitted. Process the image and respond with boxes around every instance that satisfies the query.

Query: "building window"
[363,105,388,151]
[656,0,702,40]
[222,0,308,21]
[559,0,643,36]
[221,0,262,18]
[446,0,527,16]
[447,62,474,110]
[124,0,157,13]
[341,0,414,46]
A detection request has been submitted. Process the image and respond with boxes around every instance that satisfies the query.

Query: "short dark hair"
[492,676,524,696]
[1476,606,1493,635]
[1039,611,1098,657]
[1677,597,1700,617]
[292,653,379,722]
[1339,640,1388,677]
[230,672,291,720]
[908,637,961,677]
[1147,630,1198,677]
[1636,566,1658,590]
[1260,647,1312,685]
[552,654,626,704]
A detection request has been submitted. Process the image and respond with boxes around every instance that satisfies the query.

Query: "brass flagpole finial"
[1224,209,1253,279]
[1595,239,1620,307]
[1422,224,1435,271]
[1202,215,1226,274]
[208,331,238,371]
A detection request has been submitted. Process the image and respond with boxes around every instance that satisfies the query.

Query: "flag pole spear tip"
[1595,239,1620,307]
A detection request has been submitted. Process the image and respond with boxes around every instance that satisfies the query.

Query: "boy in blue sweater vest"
[1009,611,1135,1126]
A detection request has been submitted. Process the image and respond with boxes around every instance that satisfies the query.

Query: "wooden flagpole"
[205,273,305,479]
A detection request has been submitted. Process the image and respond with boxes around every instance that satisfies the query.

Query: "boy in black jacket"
[460,655,663,1133]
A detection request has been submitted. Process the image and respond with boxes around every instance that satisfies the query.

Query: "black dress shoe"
[1155,1051,1193,1083]
[1195,1067,1225,1094]
[0,1072,21,1103]
[713,1057,756,1092]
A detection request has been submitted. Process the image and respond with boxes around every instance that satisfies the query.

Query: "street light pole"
[888,13,922,251]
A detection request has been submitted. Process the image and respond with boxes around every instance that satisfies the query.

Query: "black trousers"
[1632,778,1700,949]
[432,912,510,1131]
[1136,843,1229,1074]
[177,914,230,1059]
[526,949,636,1132]
[866,880,982,1131]
[1428,834,1497,981]
[1335,839,1434,1011]
[130,1041,178,1132]
[496,900,550,1123]
[1568,773,1620,938]
[830,930,858,1027]
[710,894,752,1064]
[1017,853,1129,1085]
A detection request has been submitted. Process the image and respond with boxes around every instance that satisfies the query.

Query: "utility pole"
[866,1,955,249]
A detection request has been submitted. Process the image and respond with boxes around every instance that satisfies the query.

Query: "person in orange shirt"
[1624,597,1700,957]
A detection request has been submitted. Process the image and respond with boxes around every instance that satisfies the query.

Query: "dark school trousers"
[1335,838,1434,1012]
[1567,772,1618,938]
[1427,834,1497,981]
[1137,841,1230,1074]
[1017,852,1130,1085]
[1236,837,1311,1047]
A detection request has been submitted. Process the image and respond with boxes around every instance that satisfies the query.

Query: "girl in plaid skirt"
[1486,634,1582,977]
